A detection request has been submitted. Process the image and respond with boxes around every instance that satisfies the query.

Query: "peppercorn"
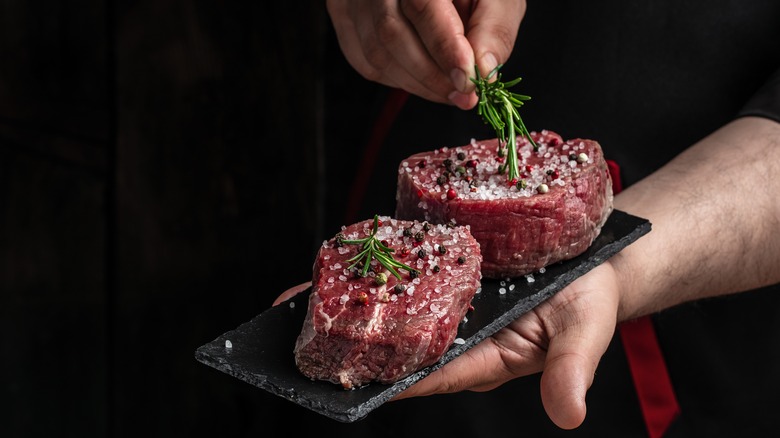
[433,265,440,273]
[436,175,447,185]
[375,272,388,285]
[394,284,406,294]
[414,231,425,242]
[403,227,412,237]
[457,151,466,160]
[457,256,466,264]
[423,222,431,231]
[438,245,447,255]
[417,249,427,258]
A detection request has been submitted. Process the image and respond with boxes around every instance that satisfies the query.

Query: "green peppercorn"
[375,272,388,285]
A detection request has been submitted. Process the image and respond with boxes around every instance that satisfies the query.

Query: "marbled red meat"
[395,130,613,279]
[294,216,482,389]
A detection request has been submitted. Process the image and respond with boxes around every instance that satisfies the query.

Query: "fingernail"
[448,90,473,110]
[450,68,467,92]
[481,52,498,76]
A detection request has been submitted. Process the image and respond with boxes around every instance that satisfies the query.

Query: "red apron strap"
[344,88,409,224]
[608,159,681,438]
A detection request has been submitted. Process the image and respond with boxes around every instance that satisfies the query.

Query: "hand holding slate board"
[194,209,650,423]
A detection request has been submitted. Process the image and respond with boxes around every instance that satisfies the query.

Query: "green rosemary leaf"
[472,64,536,182]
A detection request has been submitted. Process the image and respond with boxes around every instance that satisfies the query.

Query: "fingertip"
[539,360,591,430]
[448,90,478,110]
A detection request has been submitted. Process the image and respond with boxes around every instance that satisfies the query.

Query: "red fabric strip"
[608,160,680,438]
[619,317,681,437]
[344,88,409,224]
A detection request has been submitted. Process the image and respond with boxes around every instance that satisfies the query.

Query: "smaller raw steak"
[396,130,613,279]
[294,216,482,389]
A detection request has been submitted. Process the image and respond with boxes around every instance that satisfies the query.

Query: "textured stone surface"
[195,209,650,423]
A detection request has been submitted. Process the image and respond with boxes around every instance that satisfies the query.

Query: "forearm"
[612,116,780,321]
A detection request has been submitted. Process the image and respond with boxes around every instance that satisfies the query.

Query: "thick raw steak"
[396,130,613,279]
[294,216,482,389]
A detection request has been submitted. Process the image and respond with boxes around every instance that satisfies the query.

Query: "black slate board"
[195,209,650,423]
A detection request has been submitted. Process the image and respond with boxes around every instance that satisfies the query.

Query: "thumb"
[465,0,526,77]
[539,349,596,429]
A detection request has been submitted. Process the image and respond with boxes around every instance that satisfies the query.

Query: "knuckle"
[373,12,404,46]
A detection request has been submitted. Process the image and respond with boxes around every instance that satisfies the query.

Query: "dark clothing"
[310,0,780,436]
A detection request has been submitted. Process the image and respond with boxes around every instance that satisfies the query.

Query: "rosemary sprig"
[338,215,419,280]
[471,64,537,182]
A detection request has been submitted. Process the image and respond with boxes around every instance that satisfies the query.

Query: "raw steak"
[294,216,482,389]
[396,130,613,279]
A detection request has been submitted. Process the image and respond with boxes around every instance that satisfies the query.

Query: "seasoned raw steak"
[294,216,482,389]
[396,130,613,279]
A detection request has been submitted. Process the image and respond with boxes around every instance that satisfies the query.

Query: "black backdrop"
[0,2,372,436]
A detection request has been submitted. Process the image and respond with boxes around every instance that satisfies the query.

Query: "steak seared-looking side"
[396,130,613,279]
[294,217,482,389]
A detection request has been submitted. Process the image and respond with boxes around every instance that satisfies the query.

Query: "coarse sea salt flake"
[454,338,465,345]
[225,340,232,349]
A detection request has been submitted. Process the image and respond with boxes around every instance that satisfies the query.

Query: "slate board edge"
[194,210,651,423]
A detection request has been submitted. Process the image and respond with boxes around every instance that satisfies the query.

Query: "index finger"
[400,0,477,93]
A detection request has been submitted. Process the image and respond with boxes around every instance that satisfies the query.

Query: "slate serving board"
[195,209,650,423]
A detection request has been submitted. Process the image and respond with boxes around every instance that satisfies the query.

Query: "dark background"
[0,1,364,436]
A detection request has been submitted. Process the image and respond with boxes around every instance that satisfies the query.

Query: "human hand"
[393,262,621,430]
[272,281,312,306]
[325,0,526,109]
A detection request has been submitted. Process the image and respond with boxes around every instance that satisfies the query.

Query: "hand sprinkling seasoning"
[472,64,537,183]
[338,214,420,280]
